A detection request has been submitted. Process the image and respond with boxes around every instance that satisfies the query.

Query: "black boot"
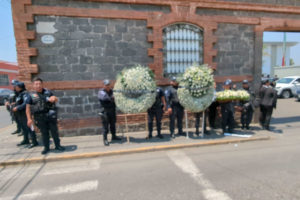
[146,133,152,139]
[55,146,65,151]
[28,141,39,149]
[41,148,49,155]
[17,140,29,146]
[103,139,109,146]
[112,135,121,140]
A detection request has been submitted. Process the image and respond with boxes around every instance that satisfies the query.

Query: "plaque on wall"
[41,35,55,44]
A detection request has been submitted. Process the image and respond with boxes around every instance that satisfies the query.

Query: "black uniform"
[6,91,21,134]
[208,101,219,129]
[26,89,62,151]
[195,112,207,135]
[259,85,277,130]
[147,88,164,138]
[15,89,38,145]
[240,88,255,129]
[98,88,117,142]
[165,86,184,137]
[220,91,235,133]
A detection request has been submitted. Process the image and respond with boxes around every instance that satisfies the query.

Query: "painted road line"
[168,150,232,200]
[43,159,101,176]
[0,180,98,200]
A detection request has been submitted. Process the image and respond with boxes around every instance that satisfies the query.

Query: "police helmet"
[170,76,177,82]
[224,79,232,86]
[11,79,19,86]
[242,79,249,84]
[16,82,25,90]
[103,79,110,86]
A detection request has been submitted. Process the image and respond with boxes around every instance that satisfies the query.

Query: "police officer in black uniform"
[259,79,277,130]
[194,112,208,136]
[240,80,255,130]
[26,78,64,155]
[13,82,38,148]
[220,79,235,134]
[98,79,121,146]
[5,80,22,135]
[165,77,184,138]
[146,87,166,139]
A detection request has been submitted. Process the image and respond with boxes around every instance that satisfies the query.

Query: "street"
[0,98,300,200]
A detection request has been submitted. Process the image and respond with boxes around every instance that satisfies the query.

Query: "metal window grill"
[0,74,9,86]
[163,23,203,76]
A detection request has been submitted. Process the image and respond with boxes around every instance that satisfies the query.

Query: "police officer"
[240,80,255,130]
[208,82,218,129]
[165,77,184,138]
[220,79,235,134]
[259,79,277,130]
[146,87,166,139]
[13,82,38,148]
[194,112,208,136]
[98,79,121,146]
[5,80,22,135]
[26,78,64,155]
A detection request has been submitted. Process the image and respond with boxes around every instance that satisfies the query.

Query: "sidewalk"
[0,124,271,167]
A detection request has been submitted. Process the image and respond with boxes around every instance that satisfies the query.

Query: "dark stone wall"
[214,23,255,76]
[30,16,152,81]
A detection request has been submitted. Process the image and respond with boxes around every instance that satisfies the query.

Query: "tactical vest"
[152,89,163,108]
[30,92,49,115]
[170,87,179,105]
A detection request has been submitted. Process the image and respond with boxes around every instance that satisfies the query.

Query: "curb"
[0,135,271,167]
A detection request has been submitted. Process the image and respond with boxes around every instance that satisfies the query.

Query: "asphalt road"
[0,106,12,129]
[0,98,300,200]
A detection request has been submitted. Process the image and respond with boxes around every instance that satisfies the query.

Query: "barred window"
[163,23,203,76]
[0,74,9,86]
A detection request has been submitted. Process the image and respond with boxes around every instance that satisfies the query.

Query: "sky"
[0,0,300,65]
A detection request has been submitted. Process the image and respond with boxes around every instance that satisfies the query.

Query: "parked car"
[295,85,300,101]
[275,76,300,98]
[0,88,13,105]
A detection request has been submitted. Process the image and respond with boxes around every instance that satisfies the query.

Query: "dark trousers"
[16,118,21,132]
[101,110,116,140]
[259,105,273,129]
[221,106,235,132]
[208,101,218,128]
[148,108,163,136]
[17,113,37,144]
[169,105,184,134]
[35,116,60,150]
[195,112,207,133]
[241,106,253,127]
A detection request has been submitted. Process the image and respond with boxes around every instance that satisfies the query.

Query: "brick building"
[11,0,300,136]
[0,61,19,90]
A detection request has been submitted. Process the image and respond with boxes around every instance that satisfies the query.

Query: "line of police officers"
[5,78,64,155]
[98,77,275,146]
[7,76,276,150]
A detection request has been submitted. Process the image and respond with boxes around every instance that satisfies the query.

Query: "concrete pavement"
[0,98,297,167]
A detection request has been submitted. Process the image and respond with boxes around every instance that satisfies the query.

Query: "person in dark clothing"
[98,79,121,146]
[259,79,277,130]
[165,77,184,138]
[194,112,207,136]
[13,82,38,148]
[240,80,255,130]
[208,82,218,129]
[146,88,166,139]
[5,80,22,135]
[220,79,235,134]
[26,78,64,155]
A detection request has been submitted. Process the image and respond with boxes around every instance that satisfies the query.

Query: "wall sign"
[41,35,55,44]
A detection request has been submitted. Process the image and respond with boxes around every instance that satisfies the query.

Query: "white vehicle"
[275,76,300,98]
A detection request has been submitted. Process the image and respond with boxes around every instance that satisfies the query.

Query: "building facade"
[12,0,300,136]
[0,61,19,90]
